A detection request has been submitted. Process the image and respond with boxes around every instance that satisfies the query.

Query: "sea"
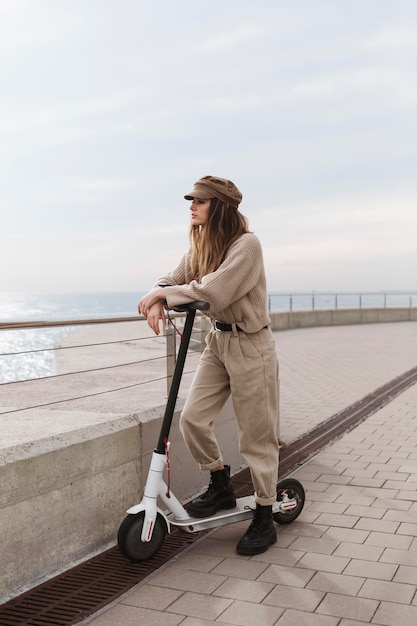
[0,292,141,384]
[1,291,416,384]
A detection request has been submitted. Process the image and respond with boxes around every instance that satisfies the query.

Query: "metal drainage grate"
[1,365,416,625]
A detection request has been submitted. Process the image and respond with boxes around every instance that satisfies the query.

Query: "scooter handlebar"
[173,301,210,312]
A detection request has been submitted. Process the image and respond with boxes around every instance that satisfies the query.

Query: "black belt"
[214,321,244,332]
[214,321,268,332]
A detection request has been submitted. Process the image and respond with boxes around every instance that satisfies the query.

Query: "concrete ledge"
[270,307,417,330]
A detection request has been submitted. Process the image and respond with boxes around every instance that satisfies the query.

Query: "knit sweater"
[157,233,271,333]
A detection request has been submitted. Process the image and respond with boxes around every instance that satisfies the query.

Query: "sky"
[1,0,416,294]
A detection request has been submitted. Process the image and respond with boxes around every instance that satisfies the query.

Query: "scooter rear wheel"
[273,478,305,524]
[117,512,167,561]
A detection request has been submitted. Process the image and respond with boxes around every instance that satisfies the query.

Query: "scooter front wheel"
[273,478,305,524]
[117,512,167,561]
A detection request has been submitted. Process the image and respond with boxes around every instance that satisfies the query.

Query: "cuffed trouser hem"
[199,458,224,471]
[254,493,277,506]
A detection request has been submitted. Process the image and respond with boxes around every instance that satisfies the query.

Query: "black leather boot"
[236,504,277,555]
[187,465,236,518]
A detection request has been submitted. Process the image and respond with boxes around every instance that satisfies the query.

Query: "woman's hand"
[138,288,167,335]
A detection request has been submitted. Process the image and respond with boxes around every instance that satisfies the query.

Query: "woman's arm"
[138,287,167,335]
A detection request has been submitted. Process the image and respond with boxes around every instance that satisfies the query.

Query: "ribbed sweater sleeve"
[157,233,270,333]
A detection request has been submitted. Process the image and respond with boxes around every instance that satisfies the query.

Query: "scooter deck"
[167,495,256,532]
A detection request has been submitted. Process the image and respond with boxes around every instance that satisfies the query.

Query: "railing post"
[359,294,362,309]
[165,323,176,397]
[289,295,293,312]
[312,293,315,311]
[335,294,338,309]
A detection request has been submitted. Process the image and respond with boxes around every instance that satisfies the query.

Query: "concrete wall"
[270,307,417,330]
[1,398,244,602]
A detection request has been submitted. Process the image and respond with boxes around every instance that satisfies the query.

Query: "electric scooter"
[117,301,305,562]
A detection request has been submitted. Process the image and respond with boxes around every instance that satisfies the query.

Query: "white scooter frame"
[118,302,305,562]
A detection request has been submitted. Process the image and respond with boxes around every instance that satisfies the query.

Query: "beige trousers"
[180,326,279,506]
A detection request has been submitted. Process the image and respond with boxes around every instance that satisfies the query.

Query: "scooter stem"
[155,307,198,453]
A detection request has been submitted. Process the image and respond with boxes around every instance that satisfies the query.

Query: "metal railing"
[1,292,416,388]
[0,313,209,392]
[268,291,417,312]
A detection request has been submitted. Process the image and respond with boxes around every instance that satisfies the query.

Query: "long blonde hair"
[189,198,249,281]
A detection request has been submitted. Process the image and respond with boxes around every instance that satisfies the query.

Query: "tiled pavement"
[82,322,417,626]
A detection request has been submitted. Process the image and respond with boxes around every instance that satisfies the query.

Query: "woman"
[138,175,279,555]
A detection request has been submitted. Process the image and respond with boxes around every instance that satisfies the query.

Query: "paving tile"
[380,547,417,566]
[307,490,340,503]
[122,584,183,610]
[279,522,328,538]
[86,603,184,625]
[323,526,370,544]
[262,584,324,611]
[373,601,417,626]
[368,496,411,511]
[148,568,226,594]
[344,504,386,519]
[367,462,402,473]
[332,541,384,561]
[375,470,410,481]
[306,571,365,596]
[296,552,350,574]
[397,522,417,536]
[258,563,315,587]
[359,487,398,499]
[210,557,269,580]
[315,512,359,528]
[247,546,305,567]
[343,558,398,581]
[316,475,352,486]
[385,480,417,491]
[294,479,329,493]
[315,592,379,621]
[193,537,244,558]
[306,501,348,515]
[180,617,229,626]
[358,578,415,603]
[219,599,284,625]
[348,477,386,488]
[290,536,339,555]
[397,489,417,501]
[275,608,339,625]
[393,564,417,585]
[342,467,377,478]
[213,577,274,603]
[334,493,375,507]
[383,509,417,523]
[170,552,224,573]
[354,518,400,533]
[167,592,232,620]
[365,530,413,550]
[297,509,321,524]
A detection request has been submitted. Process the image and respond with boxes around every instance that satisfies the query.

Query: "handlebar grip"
[173,301,210,312]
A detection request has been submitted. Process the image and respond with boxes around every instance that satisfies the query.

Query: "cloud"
[364,24,417,50]
[200,24,266,51]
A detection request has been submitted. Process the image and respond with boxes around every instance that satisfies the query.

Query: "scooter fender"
[126,502,170,542]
